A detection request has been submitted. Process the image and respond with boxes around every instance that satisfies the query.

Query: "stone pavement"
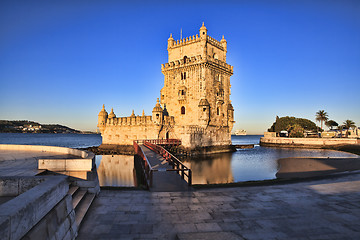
[78,172,360,240]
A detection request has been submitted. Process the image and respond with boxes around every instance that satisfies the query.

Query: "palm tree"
[343,120,356,137]
[315,110,329,131]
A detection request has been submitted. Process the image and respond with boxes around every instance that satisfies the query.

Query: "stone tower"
[98,23,235,152]
[160,23,235,148]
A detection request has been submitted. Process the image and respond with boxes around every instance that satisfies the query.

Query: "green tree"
[288,124,305,138]
[315,110,329,130]
[268,116,317,134]
[343,120,356,137]
[325,120,338,130]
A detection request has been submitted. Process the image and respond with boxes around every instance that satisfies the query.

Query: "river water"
[0,133,357,187]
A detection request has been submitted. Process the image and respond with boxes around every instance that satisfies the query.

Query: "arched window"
[183,56,188,63]
[181,106,185,115]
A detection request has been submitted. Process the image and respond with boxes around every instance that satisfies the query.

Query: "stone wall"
[0,144,93,159]
[101,123,163,145]
[0,176,76,240]
[260,136,359,148]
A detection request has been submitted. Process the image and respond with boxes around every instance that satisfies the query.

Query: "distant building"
[98,24,235,150]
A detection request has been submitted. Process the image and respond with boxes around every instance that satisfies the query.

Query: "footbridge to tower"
[133,139,192,192]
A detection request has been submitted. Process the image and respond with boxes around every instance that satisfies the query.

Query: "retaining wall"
[260,137,359,148]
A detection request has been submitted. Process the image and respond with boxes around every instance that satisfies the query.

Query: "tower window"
[181,106,185,115]
[184,72,186,79]
[181,72,183,80]
[217,107,220,116]
[203,108,206,112]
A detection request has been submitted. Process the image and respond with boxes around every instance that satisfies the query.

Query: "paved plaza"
[78,172,360,240]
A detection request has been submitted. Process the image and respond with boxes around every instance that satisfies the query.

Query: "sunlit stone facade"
[98,23,235,150]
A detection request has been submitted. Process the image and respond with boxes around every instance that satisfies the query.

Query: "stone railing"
[0,176,75,240]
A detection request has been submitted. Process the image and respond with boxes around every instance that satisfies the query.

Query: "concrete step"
[75,193,96,228]
[72,190,86,209]
[68,185,79,196]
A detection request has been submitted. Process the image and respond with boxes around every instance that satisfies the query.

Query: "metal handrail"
[144,141,192,186]
[135,139,181,146]
[133,141,153,188]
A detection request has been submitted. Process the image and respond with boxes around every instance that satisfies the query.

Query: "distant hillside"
[0,120,81,133]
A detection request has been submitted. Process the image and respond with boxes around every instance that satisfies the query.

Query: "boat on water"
[234,130,247,135]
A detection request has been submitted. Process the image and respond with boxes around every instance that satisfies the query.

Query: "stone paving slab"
[78,173,360,239]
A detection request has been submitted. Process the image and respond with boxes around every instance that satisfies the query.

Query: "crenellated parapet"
[167,34,226,51]
[168,34,201,49]
[206,58,233,75]
[106,115,153,126]
[161,55,203,72]
[206,36,224,50]
[162,54,233,74]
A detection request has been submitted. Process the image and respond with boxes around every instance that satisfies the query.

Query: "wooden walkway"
[140,145,192,192]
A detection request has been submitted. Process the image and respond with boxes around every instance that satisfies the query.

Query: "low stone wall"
[260,137,359,148]
[0,144,95,172]
[0,144,93,159]
[0,176,76,240]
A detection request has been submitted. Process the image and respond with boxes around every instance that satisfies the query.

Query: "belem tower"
[98,23,235,152]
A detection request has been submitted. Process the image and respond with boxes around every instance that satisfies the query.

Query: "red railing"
[144,141,192,186]
[135,139,181,146]
[133,141,154,188]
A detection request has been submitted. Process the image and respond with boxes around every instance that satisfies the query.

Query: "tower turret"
[108,108,116,119]
[199,22,207,38]
[220,35,227,54]
[198,98,210,126]
[227,102,234,130]
[168,33,175,49]
[97,104,108,132]
[152,98,163,125]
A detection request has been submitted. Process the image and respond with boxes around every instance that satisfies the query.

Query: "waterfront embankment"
[260,136,359,148]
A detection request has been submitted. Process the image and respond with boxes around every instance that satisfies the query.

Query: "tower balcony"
[216,95,224,104]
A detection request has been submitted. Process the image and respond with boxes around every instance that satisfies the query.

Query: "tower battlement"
[168,33,225,51]
[161,55,233,74]
[168,34,201,49]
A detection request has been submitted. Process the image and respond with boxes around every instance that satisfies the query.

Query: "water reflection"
[96,155,136,187]
[94,135,359,186]
[182,153,234,184]
[182,146,358,184]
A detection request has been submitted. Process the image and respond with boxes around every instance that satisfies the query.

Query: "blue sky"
[0,0,359,134]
